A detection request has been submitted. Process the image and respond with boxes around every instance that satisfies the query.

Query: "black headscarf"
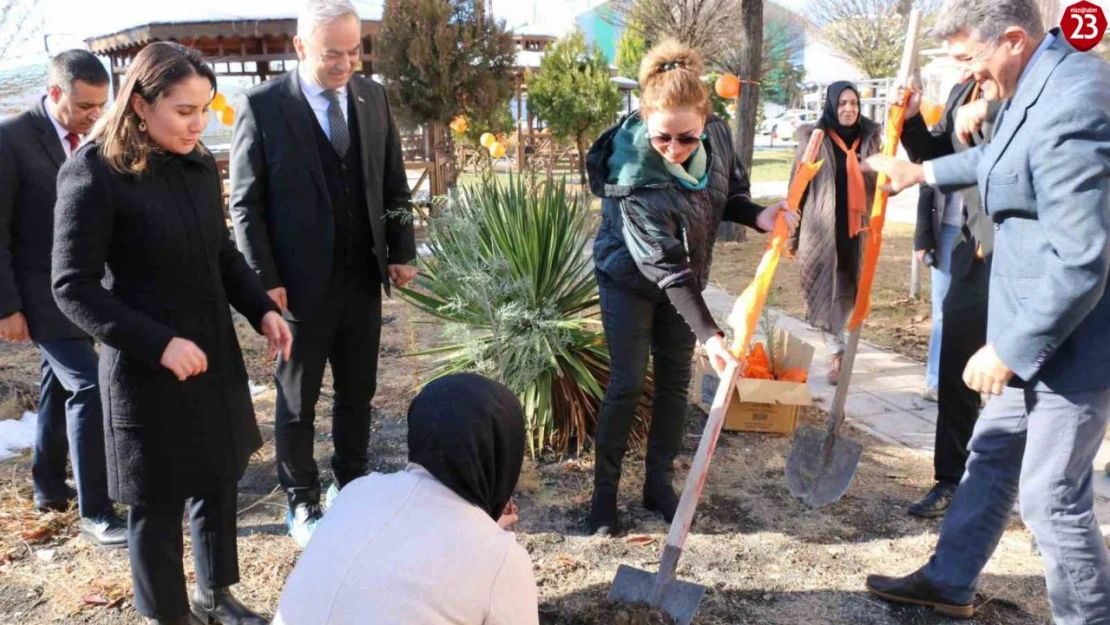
[815,80,864,283]
[817,81,863,145]
[407,373,526,520]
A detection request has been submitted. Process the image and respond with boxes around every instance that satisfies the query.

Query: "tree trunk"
[719,0,764,244]
[1037,0,1060,30]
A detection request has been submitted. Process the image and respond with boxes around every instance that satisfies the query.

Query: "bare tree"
[807,0,939,78]
[714,2,807,107]
[0,0,40,61]
[606,0,743,60]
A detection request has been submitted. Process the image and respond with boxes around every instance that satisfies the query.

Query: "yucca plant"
[400,175,652,456]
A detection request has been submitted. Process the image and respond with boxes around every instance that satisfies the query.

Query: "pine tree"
[526,30,621,197]
[376,0,517,185]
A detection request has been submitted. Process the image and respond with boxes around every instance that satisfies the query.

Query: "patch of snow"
[0,412,38,461]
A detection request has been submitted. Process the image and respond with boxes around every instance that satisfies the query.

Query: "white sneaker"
[324,483,341,510]
[286,503,323,549]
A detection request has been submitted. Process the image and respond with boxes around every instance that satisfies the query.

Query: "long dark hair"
[88,42,217,174]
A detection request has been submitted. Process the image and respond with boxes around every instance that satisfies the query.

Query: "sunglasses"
[649,133,702,148]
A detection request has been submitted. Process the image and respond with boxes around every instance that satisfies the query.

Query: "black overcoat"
[52,144,278,506]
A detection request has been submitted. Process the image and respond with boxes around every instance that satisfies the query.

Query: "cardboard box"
[689,328,815,435]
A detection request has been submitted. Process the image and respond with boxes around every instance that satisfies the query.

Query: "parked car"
[760,109,817,140]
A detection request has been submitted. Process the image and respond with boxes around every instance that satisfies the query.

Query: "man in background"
[0,50,126,548]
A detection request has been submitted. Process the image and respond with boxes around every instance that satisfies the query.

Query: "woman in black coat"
[584,39,793,536]
[52,42,292,625]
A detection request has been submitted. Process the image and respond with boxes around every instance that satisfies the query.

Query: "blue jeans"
[926,224,960,391]
[31,338,110,518]
[922,386,1110,624]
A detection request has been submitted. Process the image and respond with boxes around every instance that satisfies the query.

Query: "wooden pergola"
[85,18,380,93]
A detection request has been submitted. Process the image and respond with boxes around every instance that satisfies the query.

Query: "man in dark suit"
[0,50,126,547]
[864,1,1110,621]
[230,0,416,547]
[899,77,1002,518]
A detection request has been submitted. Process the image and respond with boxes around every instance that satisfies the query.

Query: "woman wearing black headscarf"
[790,81,881,385]
[271,373,539,625]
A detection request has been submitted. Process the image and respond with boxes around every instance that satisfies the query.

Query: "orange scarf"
[828,132,867,237]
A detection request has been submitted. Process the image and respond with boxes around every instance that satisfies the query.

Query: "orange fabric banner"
[727,137,825,360]
[847,91,912,330]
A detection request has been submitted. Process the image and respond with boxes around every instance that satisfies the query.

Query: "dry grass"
[712,222,933,362]
[0,297,1053,625]
[0,341,41,420]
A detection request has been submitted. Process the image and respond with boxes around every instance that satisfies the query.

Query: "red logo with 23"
[1062,1,1108,52]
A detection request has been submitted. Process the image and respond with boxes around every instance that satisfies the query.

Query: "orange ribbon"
[727,135,825,360]
[827,132,867,238]
[847,91,912,330]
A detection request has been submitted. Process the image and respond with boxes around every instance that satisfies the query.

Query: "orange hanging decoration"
[211,93,227,112]
[726,130,826,364]
[219,106,235,126]
[847,88,912,331]
[715,74,741,99]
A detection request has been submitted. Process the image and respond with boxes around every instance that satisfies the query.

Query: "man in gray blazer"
[863,1,1110,622]
[0,50,126,548]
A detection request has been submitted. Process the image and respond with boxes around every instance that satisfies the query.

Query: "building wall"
[574,3,620,62]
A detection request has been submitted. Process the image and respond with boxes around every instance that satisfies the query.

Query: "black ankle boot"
[587,489,621,537]
[190,587,268,625]
[643,482,680,523]
[146,614,205,625]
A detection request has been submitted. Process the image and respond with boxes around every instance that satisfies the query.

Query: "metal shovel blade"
[786,425,864,507]
[607,564,707,625]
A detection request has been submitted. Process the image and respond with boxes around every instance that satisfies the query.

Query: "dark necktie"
[64,132,79,156]
[322,90,350,157]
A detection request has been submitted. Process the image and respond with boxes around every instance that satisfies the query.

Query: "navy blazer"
[931,30,1110,393]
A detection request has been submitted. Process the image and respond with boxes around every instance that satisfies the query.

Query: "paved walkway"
[699,283,1110,534]
[749,180,919,226]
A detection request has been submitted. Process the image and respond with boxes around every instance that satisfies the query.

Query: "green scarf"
[663,142,708,190]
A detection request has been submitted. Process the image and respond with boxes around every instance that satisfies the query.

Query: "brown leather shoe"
[826,353,843,385]
[866,570,974,618]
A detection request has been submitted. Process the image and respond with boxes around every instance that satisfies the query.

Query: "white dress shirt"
[298,66,349,141]
[44,98,78,159]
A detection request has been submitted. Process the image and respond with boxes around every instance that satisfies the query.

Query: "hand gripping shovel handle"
[650,359,741,603]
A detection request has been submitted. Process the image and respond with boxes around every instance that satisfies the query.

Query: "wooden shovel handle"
[663,360,740,554]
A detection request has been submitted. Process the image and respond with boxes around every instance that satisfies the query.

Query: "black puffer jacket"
[587,112,766,341]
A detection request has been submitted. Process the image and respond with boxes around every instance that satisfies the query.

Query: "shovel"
[785,9,923,508]
[785,327,864,507]
[607,103,829,625]
[607,359,742,625]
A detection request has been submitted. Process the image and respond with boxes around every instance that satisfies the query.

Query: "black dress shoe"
[80,511,128,549]
[908,482,957,519]
[190,587,268,625]
[34,485,78,513]
[643,484,679,524]
[587,491,620,538]
[866,570,974,618]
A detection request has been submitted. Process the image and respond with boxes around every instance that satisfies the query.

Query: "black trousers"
[593,283,697,497]
[274,271,383,507]
[934,258,990,485]
[128,483,238,619]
